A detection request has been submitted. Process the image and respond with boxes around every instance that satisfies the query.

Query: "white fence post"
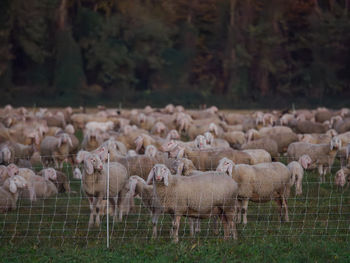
[107,153,110,249]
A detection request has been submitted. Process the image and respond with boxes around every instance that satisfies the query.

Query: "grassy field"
[0,128,349,262]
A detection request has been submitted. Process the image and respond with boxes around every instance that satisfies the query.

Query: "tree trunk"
[57,0,67,30]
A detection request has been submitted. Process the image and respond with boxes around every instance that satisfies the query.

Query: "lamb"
[146,164,239,242]
[0,175,28,212]
[38,168,71,193]
[216,158,292,224]
[82,153,128,227]
[40,133,73,168]
[287,156,310,195]
[287,137,342,182]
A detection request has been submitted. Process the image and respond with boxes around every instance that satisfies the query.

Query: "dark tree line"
[0,0,349,107]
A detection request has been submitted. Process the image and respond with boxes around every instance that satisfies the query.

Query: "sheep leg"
[195,218,200,233]
[275,197,283,222]
[151,212,159,239]
[95,197,103,227]
[235,200,242,224]
[282,195,289,222]
[220,213,230,240]
[112,196,119,223]
[189,218,194,237]
[171,215,181,243]
[241,199,249,225]
[88,197,97,228]
[318,165,323,183]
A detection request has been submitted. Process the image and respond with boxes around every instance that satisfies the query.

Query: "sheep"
[146,164,239,242]
[337,143,350,168]
[0,175,28,212]
[287,137,342,182]
[241,138,279,159]
[241,149,272,164]
[220,131,246,149]
[38,168,72,193]
[334,168,350,188]
[81,130,103,151]
[82,153,128,227]
[216,158,292,224]
[292,120,327,134]
[145,145,158,158]
[86,121,114,133]
[204,132,230,148]
[287,156,309,195]
[161,140,252,170]
[127,176,163,238]
[7,164,58,200]
[40,133,73,169]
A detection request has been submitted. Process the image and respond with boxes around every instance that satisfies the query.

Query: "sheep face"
[299,155,312,169]
[84,154,103,175]
[161,140,177,152]
[43,168,57,181]
[9,175,28,194]
[335,169,346,187]
[7,164,19,177]
[1,147,11,163]
[195,135,207,150]
[216,158,234,176]
[209,123,219,136]
[73,168,83,179]
[76,151,89,164]
[330,137,342,150]
[65,124,75,134]
[58,134,73,148]
[168,130,180,140]
[147,164,170,186]
[171,159,185,175]
[155,122,166,134]
[204,132,214,146]
[145,145,157,158]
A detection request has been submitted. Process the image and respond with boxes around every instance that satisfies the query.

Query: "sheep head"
[9,175,28,194]
[216,157,234,177]
[1,147,11,164]
[167,130,180,140]
[195,135,208,150]
[58,133,73,148]
[84,154,103,175]
[335,169,347,188]
[299,155,312,170]
[7,164,19,177]
[330,137,342,151]
[204,132,214,146]
[147,164,170,186]
[43,168,57,181]
[145,145,157,158]
[135,135,144,153]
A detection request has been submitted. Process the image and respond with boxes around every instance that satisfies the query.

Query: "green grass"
[0,160,349,262]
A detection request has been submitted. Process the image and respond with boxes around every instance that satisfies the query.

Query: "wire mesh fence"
[0,153,350,247]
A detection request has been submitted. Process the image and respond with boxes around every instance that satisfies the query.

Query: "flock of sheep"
[0,104,350,243]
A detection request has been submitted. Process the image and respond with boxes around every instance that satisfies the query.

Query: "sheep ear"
[68,137,73,147]
[129,178,137,195]
[176,161,184,175]
[98,148,108,163]
[57,137,62,148]
[176,148,184,159]
[84,158,94,175]
[135,136,143,153]
[300,156,308,170]
[227,163,233,177]
[146,168,155,185]
[214,125,219,136]
[9,179,17,194]
[163,169,170,186]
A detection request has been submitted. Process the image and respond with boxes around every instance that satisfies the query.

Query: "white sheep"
[82,153,128,227]
[146,164,239,243]
[216,158,292,224]
[0,175,28,212]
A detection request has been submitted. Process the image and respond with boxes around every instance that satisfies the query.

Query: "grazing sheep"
[40,133,73,169]
[82,153,128,227]
[216,158,292,224]
[0,175,28,212]
[38,168,71,193]
[204,132,230,148]
[287,137,342,182]
[241,149,272,164]
[146,164,239,243]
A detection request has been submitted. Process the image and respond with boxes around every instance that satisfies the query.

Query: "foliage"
[0,0,349,107]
